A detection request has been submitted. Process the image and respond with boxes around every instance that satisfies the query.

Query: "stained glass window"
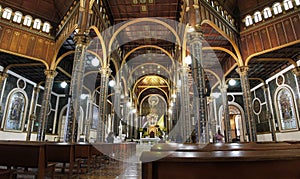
[276,88,298,130]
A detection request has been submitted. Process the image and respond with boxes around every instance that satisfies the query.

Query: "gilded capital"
[100,67,111,76]
[44,70,57,78]
[236,66,249,76]
[292,66,300,77]
[74,34,90,45]
[0,72,8,80]
[219,84,228,92]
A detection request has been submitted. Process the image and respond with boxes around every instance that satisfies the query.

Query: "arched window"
[23,15,32,26]
[33,19,42,30]
[245,15,253,27]
[2,8,12,20]
[283,0,293,10]
[211,1,215,7]
[295,0,300,6]
[263,7,272,19]
[273,2,283,15]
[253,11,262,23]
[276,87,298,130]
[42,22,51,33]
[3,90,27,131]
[13,11,22,23]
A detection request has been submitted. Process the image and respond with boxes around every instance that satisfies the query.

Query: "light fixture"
[60,81,67,88]
[171,93,176,99]
[187,26,195,33]
[185,55,192,65]
[108,80,116,87]
[91,57,100,66]
[229,79,237,86]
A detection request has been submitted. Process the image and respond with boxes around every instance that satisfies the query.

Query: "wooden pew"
[75,143,91,173]
[45,142,75,177]
[0,142,55,178]
[141,149,300,179]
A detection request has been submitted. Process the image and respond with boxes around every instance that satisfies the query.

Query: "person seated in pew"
[214,129,224,143]
[106,132,114,143]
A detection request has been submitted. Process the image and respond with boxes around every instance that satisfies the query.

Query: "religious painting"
[4,90,27,131]
[276,87,298,130]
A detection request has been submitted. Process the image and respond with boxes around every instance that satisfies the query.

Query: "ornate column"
[64,34,90,142]
[114,84,121,134]
[85,97,93,142]
[208,96,216,142]
[219,84,232,142]
[37,70,57,141]
[189,27,208,143]
[0,72,8,116]
[237,66,257,142]
[179,65,191,142]
[263,84,276,141]
[292,66,300,113]
[96,67,110,143]
[26,87,40,141]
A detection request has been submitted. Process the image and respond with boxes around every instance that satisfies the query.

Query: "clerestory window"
[13,11,22,23]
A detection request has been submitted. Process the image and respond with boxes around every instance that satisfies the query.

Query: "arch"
[13,11,22,23]
[89,26,107,67]
[108,18,181,64]
[201,20,243,66]
[218,101,246,142]
[137,87,169,106]
[202,46,239,63]
[122,45,175,67]
[133,75,170,97]
[129,63,171,78]
[2,88,29,131]
[245,39,300,66]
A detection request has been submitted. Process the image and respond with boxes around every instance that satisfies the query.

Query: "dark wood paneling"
[291,15,300,39]
[260,29,270,50]
[0,24,55,63]
[253,31,263,52]
[283,19,296,42]
[275,22,287,45]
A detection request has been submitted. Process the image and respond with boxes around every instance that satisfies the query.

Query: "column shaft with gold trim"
[189,28,208,143]
[37,70,57,141]
[26,87,40,141]
[219,84,232,142]
[292,67,300,113]
[0,72,8,116]
[65,34,89,142]
[237,66,257,142]
[179,65,191,142]
[263,84,277,141]
[96,67,110,142]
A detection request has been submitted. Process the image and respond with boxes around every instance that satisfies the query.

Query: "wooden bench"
[0,141,55,178]
[46,142,75,177]
[141,149,300,179]
[75,143,92,173]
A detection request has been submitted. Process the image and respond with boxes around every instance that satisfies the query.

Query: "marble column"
[219,84,232,142]
[96,67,110,143]
[0,72,8,116]
[64,34,89,142]
[263,84,276,141]
[179,65,191,142]
[208,96,216,142]
[237,66,257,142]
[189,28,208,143]
[37,70,57,141]
[114,85,121,134]
[26,87,40,141]
[292,66,300,113]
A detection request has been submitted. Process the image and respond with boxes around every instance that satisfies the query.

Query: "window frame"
[253,11,262,23]
[273,2,283,15]
[263,7,272,19]
[13,11,22,23]
[2,7,12,20]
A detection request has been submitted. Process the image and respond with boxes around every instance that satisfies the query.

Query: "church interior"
[0,0,300,178]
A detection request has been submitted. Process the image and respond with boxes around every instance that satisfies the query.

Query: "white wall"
[0,131,58,141]
[257,131,300,142]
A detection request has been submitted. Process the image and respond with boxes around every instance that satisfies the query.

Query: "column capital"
[0,71,8,78]
[292,66,300,77]
[236,66,249,76]
[44,70,57,78]
[219,84,228,92]
[207,96,215,102]
[74,33,90,45]
[99,67,111,76]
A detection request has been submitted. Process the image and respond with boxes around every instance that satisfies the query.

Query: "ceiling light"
[185,55,192,65]
[60,81,67,88]
[229,79,237,86]
[109,80,116,87]
[91,57,100,66]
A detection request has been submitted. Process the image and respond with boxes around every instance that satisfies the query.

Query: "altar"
[140,137,161,145]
